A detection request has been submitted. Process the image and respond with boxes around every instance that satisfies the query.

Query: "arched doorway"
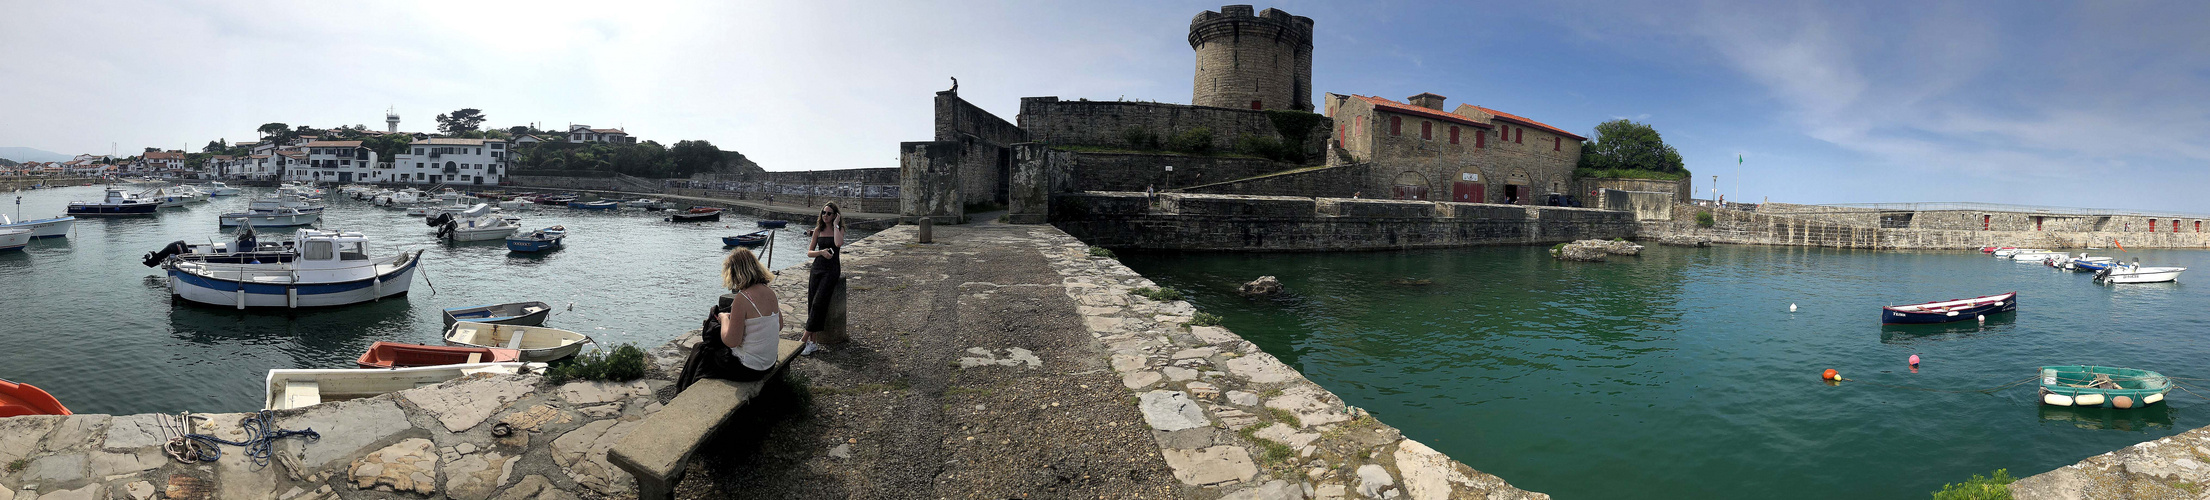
[1451,167,1484,203]
[1390,171,1430,200]
[1503,169,1530,204]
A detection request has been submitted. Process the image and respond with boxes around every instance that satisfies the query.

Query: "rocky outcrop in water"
[1597,240,1644,256]
[1551,241,1609,262]
[1240,276,1283,297]
[1657,234,1713,247]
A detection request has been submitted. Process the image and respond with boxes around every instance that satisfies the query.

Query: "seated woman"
[702,248,782,382]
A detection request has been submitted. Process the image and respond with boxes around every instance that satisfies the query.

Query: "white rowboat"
[445,321,591,362]
[263,362,540,410]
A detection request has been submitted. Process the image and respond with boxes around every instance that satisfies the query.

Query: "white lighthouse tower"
[385,107,400,133]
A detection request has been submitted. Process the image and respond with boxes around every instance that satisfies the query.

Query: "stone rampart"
[1063,151,1301,193]
[1578,177,1688,203]
[1017,98,1329,160]
[1664,203,2210,249]
[1053,192,1637,251]
[1179,164,1367,198]
[1600,189,1674,221]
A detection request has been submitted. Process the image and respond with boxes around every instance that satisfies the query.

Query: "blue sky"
[3,1,2204,212]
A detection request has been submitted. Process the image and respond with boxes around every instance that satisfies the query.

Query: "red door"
[1451,182,1484,203]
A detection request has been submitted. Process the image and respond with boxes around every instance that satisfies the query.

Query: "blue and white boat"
[149,229,421,309]
[722,230,770,247]
[65,189,159,217]
[0,228,29,251]
[505,226,566,253]
[1881,292,2016,324]
[0,214,77,239]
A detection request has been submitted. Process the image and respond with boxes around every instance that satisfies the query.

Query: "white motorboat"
[0,228,30,251]
[1993,248,2032,257]
[203,182,241,196]
[218,199,321,227]
[150,186,206,208]
[622,198,664,209]
[436,202,490,217]
[498,198,531,210]
[2061,253,2116,271]
[428,211,519,242]
[2010,250,2066,261]
[264,362,539,410]
[149,229,421,309]
[65,188,160,217]
[0,214,77,239]
[376,189,422,207]
[2096,264,2186,284]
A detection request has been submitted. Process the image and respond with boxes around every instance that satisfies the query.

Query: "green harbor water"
[1120,244,2210,499]
[1,184,841,415]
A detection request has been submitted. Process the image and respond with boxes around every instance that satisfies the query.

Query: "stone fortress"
[1189,5,1315,112]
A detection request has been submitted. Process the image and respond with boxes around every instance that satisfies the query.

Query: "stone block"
[401,374,538,432]
[1161,446,1259,486]
[1139,390,1210,431]
[276,398,414,471]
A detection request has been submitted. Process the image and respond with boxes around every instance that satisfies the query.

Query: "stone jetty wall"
[2,177,99,190]
[2012,424,2210,498]
[1051,191,1636,251]
[1659,203,2210,249]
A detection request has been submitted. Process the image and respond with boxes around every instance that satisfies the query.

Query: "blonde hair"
[721,248,772,290]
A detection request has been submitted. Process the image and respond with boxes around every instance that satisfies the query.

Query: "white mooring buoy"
[1789,303,1797,313]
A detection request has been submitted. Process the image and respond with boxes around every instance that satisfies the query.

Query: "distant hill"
[0,147,73,163]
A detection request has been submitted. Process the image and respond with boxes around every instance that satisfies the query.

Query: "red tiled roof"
[143,151,184,160]
[301,140,364,147]
[588,128,626,134]
[1351,95,1493,130]
[1465,105,1586,141]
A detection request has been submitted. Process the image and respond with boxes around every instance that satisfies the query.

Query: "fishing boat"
[723,230,770,247]
[217,199,321,228]
[2061,254,2116,271]
[623,198,665,208]
[668,207,722,222]
[65,188,159,216]
[0,377,70,417]
[203,182,241,196]
[149,229,421,309]
[567,200,620,210]
[264,362,537,410]
[0,214,76,239]
[355,341,521,368]
[505,226,566,253]
[445,321,591,362]
[1881,292,2016,324]
[757,219,789,228]
[2009,250,2066,261]
[2095,264,2186,284]
[0,228,29,251]
[441,301,553,328]
[2039,365,2170,408]
[150,186,206,207]
[427,211,520,242]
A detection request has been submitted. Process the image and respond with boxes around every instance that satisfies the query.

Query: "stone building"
[1324,93,1585,205]
[1189,5,1313,112]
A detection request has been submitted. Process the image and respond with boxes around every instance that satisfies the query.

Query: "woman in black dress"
[801,202,845,354]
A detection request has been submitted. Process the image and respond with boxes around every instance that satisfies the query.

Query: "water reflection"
[1878,313,2020,343]
[2037,404,2175,432]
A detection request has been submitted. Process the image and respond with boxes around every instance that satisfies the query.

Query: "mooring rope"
[169,410,319,468]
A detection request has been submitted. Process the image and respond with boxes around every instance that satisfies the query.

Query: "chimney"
[1408,93,1447,110]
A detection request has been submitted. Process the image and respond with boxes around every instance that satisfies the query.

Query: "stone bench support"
[608,339,804,499]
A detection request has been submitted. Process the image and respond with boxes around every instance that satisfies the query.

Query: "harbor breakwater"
[1657,203,2210,250]
[1051,191,1636,251]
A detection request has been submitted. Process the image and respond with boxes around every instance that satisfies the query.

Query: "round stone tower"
[1189,5,1314,112]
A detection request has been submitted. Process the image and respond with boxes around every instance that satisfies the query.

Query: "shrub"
[545,343,647,384]
[1695,211,1715,228]
[1121,127,1160,150]
[1191,312,1222,327]
[1087,246,1115,258]
[1130,286,1185,302]
[1931,469,2014,500]
[1166,127,1215,154]
[1237,134,1298,163]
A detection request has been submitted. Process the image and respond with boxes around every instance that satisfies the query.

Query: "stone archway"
[1390,171,1430,200]
[1503,169,1531,204]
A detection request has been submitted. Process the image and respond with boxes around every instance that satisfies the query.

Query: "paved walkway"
[524,187,901,230]
[676,223,1546,499]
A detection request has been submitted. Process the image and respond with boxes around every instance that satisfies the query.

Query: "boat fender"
[2113,396,2134,409]
[2043,393,2075,406]
[2145,393,2164,405]
[2073,393,2106,407]
[1821,369,1840,381]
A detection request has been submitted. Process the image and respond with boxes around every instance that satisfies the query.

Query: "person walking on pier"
[802,202,846,355]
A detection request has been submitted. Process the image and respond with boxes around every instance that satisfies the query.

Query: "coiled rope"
[162,410,319,468]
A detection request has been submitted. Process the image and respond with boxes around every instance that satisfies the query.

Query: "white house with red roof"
[393,137,510,185]
[566,124,636,144]
[1324,92,1586,204]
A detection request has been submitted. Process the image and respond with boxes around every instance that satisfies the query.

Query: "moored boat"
[505,226,566,253]
[723,230,770,247]
[2009,250,2065,261]
[264,362,536,410]
[567,200,620,210]
[2039,365,2170,408]
[0,214,76,239]
[444,321,590,362]
[2095,264,2185,284]
[1881,292,2016,324]
[427,211,520,242]
[668,209,720,222]
[65,188,159,216]
[218,199,321,227]
[149,229,421,309]
[0,377,70,417]
[203,182,241,196]
[441,301,554,328]
[355,341,521,368]
[0,228,29,251]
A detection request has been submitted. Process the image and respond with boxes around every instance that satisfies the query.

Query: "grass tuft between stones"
[1930,468,2014,500]
[1190,312,1223,327]
[544,343,647,385]
[1087,246,1115,258]
[6,458,25,473]
[1130,286,1184,302]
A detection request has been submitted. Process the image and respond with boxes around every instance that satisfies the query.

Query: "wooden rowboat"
[723,230,770,247]
[1881,292,2016,324]
[445,321,591,362]
[2039,365,2171,408]
[441,301,552,328]
[265,362,535,410]
[0,378,70,417]
[356,341,522,368]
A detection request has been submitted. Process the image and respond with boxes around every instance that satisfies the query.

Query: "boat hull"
[1881,293,2017,324]
[0,230,29,251]
[441,301,553,328]
[168,252,419,309]
[66,202,159,216]
[218,212,321,227]
[506,237,562,252]
[445,322,589,362]
[0,378,71,417]
[2101,267,2185,284]
[2039,365,2171,408]
[1,216,78,238]
[265,362,532,410]
[668,211,720,222]
[356,342,522,369]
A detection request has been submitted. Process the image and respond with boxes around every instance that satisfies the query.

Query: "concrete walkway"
[676,223,1546,499]
[519,187,901,231]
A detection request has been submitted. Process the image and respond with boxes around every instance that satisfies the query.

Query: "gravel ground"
[675,224,1183,499]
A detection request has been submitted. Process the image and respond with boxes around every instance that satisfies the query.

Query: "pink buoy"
[1909,354,1921,367]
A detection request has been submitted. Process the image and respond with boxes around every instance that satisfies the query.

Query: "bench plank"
[608,339,803,499]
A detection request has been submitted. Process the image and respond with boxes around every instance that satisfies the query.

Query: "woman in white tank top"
[717,248,782,380]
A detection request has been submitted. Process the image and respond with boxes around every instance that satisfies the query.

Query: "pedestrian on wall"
[801,202,846,355]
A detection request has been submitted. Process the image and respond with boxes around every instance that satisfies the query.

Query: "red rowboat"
[687,206,723,214]
[356,341,522,369]
[0,378,70,417]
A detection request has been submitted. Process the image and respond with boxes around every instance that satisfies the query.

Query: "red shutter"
[1251,100,1263,110]
[1515,128,1523,143]
[1476,129,1485,148]
[2151,219,2158,232]
[1391,116,1402,136]
[1449,126,1459,144]
[1553,137,1560,151]
[1421,122,1432,140]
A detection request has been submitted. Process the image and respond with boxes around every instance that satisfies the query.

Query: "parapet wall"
[1180,164,1368,198]
[1063,151,1300,193]
[1017,98,1330,160]
[1052,192,1637,251]
[1667,203,2210,249]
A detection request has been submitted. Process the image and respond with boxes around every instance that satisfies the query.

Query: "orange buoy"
[1822,369,1840,381]
[2113,395,2134,409]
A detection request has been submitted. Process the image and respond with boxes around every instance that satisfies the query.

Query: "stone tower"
[1189,5,1314,112]
[385,107,400,133]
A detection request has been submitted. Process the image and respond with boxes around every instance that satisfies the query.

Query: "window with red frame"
[1421,121,1432,140]
[1391,116,1402,136]
[1476,129,1485,148]
[1515,128,1523,143]
[1449,126,1460,144]
[1553,137,1561,151]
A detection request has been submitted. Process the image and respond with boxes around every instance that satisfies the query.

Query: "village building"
[290,140,388,183]
[137,150,186,174]
[566,125,635,144]
[1324,93,1585,204]
[393,137,509,185]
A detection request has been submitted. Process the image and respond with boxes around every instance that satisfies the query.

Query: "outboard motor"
[425,213,453,227]
[142,240,189,267]
[234,226,258,253]
[436,220,457,240]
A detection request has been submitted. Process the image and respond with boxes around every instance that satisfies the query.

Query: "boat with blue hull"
[1881,292,2016,324]
[149,229,421,309]
[505,226,566,253]
[65,189,159,217]
[0,214,77,239]
[723,230,770,247]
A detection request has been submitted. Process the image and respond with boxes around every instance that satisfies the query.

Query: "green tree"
[1576,119,1687,179]
[668,140,723,176]
[436,108,486,135]
[257,123,291,142]
[202,139,227,153]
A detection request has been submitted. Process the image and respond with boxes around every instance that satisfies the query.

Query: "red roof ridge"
[1351,95,1493,129]
[1461,105,1586,141]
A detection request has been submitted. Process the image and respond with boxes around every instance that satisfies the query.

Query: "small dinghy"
[668,207,722,222]
[441,301,553,328]
[757,220,789,228]
[356,342,521,368]
[265,362,536,410]
[568,200,620,210]
[2039,365,2171,408]
[445,321,591,362]
[723,230,771,247]
[505,226,566,253]
[0,377,70,417]
[1881,292,2016,324]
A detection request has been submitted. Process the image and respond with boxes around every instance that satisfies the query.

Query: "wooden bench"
[608,339,804,499]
